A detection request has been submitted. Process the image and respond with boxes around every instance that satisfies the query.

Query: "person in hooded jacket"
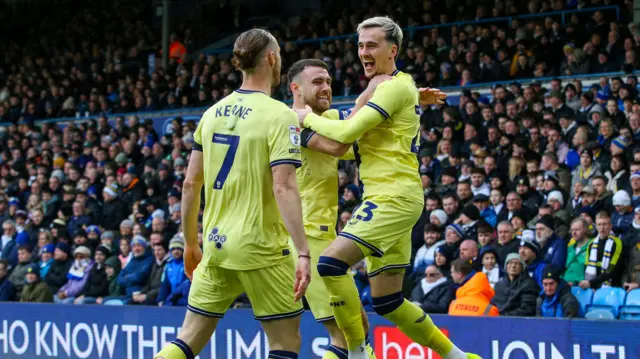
[55,246,94,304]
[103,256,124,303]
[157,237,187,305]
[21,263,53,303]
[410,265,455,314]
[537,264,581,318]
[491,253,538,316]
[73,245,111,304]
[45,242,72,293]
[448,259,499,316]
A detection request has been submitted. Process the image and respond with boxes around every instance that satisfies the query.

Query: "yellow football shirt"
[297,109,353,241]
[193,89,302,270]
[303,71,423,205]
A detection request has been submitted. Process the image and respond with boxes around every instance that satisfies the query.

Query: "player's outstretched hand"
[184,245,203,281]
[418,87,447,105]
[293,256,311,302]
[294,105,313,127]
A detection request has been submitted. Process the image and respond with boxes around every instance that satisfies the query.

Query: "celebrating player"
[155,29,311,359]
[288,58,376,359]
[295,17,480,359]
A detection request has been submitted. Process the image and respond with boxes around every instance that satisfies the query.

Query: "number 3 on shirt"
[355,201,378,222]
[212,133,239,190]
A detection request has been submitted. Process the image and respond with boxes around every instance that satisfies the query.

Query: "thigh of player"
[340,196,423,279]
[292,237,335,322]
[182,265,243,353]
[239,258,304,351]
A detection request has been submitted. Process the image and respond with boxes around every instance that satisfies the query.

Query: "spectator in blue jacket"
[163,279,190,307]
[536,265,581,318]
[519,230,547,288]
[535,215,567,271]
[115,235,153,301]
[67,201,91,237]
[473,194,497,228]
[0,220,19,269]
[158,237,186,306]
[611,190,633,236]
[38,243,55,278]
[0,259,16,301]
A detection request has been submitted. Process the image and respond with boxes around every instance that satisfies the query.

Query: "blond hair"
[357,16,403,53]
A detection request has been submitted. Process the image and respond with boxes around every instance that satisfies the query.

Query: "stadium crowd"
[0,0,639,318]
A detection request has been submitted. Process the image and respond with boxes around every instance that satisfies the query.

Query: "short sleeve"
[268,109,302,167]
[366,80,410,119]
[193,117,204,151]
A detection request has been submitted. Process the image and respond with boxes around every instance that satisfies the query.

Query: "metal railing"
[204,5,620,55]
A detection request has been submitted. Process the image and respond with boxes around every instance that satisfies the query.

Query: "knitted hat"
[101,231,115,240]
[435,245,454,263]
[345,184,361,200]
[429,209,448,225]
[41,243,55,254]
[131,235,148,248]
[169,237,185,251]
[547,191,564,206]
[85,225,101,237]
[103,183,119,198]
[543,171,559,185]
[612,136,630,150]
[56,242,71,256]
[96,244,112,257]
[520,231,541,257]
[504,252,526,272]
[537,214,555,231]
[73,246,91,257]
[446,224,465,239]
[613,190,631,206]
[542,264,562,282]
[26,263,40,277]
[512,208,529,223]
[461,205,480,221]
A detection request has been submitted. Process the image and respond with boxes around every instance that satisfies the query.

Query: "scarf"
[483,266,501,287]
[578,165,593,180]
[585,232,615,286]
[421,276,447,296]
[606,170,626,193]
[67,259,91,280]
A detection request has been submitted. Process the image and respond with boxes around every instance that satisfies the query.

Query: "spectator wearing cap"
[612,190,634,236]
[435,245,454,278]
[473,194,497,228]
[102,256,124,303]
[610,135,630,159]
[458,205,480,242]
[428,209,448,229]
[121,171,145,212]
[535,214,568,270]
[581,211,625,289]
[519,229,547,287]
[564,218,591,286]
[132,242,168,305]
[158,237,187,306]
[38,243,55,279]
[571,149,603,193]
[45,242,72,293]
[73,245,112,305]
[20,263,53,303]
[101,183,128,231]
[340,184,362,212]
[491,253,538,317]
[55,246,94,304]
[120,219,135,241]
[629,171,640,208]
[575,184,601,219]
[444,224,465,257]
[410,265,455,314]
[0,259,16,301]
[546,190,571,228]
[8,245,34,298]
[537,264,581,318]
[448,259,499,316]
[515,176,543,215]
[115,235,153,302]
[413,224,446,278]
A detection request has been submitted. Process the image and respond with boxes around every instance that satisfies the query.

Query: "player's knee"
[372,292,404,316]
[317,256,350,277]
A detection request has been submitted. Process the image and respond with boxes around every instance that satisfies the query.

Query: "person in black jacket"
[410,265,455,314]
[491,253,539,316]
[0,259,16,301]
[131,242,167,305]
[73,245,111,304]
[44,242,72,293]
[101,184,128,231]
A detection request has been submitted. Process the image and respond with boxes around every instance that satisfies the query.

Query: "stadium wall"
[0,303,637,359]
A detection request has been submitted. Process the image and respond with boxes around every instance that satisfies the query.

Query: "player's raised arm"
[297,76,400,144]
[181,144,204,280]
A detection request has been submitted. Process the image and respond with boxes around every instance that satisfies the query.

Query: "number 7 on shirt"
[212,133,239,190]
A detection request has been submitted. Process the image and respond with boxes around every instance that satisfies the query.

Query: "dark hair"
[232,29,275,71]
[477,222,493,234]
[287,59,329,84]
[451,258,473,275]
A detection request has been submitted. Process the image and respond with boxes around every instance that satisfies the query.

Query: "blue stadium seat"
[620,289,640,320]
[586,287,626,318]
[571,287,593,315]
[585,308,616,320]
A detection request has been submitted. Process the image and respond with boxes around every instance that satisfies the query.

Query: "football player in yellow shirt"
[155,29,311,359]
[295,17,480,359]
[288,58,376,359]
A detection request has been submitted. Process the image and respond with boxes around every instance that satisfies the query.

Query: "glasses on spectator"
[426,272,439,278]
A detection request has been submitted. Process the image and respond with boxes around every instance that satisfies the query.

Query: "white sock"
[443,344,467,359]
[347,340,368,359]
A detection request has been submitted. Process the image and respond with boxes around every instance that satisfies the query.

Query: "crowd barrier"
[0,303,638,359]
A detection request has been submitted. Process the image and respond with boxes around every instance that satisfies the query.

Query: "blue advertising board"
[0,303,638,359]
